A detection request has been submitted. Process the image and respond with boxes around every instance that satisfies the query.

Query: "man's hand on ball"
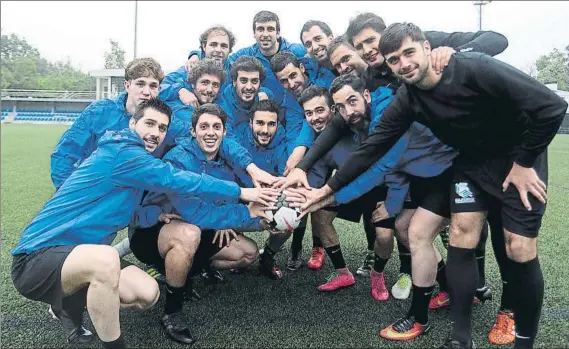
[240,187,279,206]
[248,202,277,219]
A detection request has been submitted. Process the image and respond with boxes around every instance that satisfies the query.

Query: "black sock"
[312,234,323,248]
[487,215,514,312]
[102,334,126,349]
[447,246,478,344]
[363,214,376,251]
[407,284,434,325]
[373,254,389,273]
[510,257,544,349]
[324,245,346,270]
[290,225,306,259]
[500,279,514,312]
[397,240,412,275]
[436,260,449,292]
[261,244,276,261]
[164,284,185,315]
[475,223,488,288]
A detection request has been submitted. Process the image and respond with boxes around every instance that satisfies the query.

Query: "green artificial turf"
[2,124,568,348]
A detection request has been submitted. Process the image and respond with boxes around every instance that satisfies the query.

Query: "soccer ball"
[265,192,301,231]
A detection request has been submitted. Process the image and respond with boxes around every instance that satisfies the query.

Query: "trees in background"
[534,45,569,90]
[1,32,127,91]
[104,40,126,69]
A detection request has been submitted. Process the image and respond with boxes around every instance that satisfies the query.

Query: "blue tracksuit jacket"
[132,137,261,231]
[13,129,243,255]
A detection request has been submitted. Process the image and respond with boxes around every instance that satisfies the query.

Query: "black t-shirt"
[297,30,510,173]
[326,52,568,192]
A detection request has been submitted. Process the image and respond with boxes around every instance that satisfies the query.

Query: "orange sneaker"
[317,271,355,292]
[307,247,325,270]
[379,317,430,341]
[429,290,450,309]
[370,270,389,301]
[488,311,515,345]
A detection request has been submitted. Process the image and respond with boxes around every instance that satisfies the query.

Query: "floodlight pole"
[473,0,491,31]
[134,1,138,59]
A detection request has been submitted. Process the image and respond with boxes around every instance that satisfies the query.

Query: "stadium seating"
[13,110,80,123]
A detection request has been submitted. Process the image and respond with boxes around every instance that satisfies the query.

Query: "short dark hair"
[132,98,172,124]
[379,22,426,57]
[125,57,164,82]
[345,13,387,45]
[329,74,366,97]
[230,56,266,83]
[298,85,332,109]
[252,11,280,32]
[191,103,228,130]
[270,52,301,74]
[199,25,236,53]
[327,37,354,60]
[300,20,333,43]
[187,58,226,86]
[250,99,281,121]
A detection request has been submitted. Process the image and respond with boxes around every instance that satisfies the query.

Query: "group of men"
[11,9,567,349]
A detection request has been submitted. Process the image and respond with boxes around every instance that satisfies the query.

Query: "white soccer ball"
[265,193,301,231]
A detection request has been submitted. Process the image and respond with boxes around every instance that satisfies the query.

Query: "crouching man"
[129,103,277,344]
[12,99,273,349]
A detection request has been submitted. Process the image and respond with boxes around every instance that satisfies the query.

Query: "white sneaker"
[391,273,412,300]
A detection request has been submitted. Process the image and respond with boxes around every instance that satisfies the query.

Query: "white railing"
[0,89,96,100]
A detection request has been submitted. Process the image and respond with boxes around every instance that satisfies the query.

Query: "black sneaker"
[201,269,224,284]
[161,311,196,344]
[474,286,492,303]
[49,306,94,344]
[259,257,282,280]
[438,337,475,349]
[183,278,202,302]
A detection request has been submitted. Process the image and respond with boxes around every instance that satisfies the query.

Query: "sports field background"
[1,124,568,348]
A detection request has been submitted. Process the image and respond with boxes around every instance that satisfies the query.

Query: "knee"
[505,234,537,262]
[449,215,482,248]
[92,247,121,286]
[374,228,392,243]
[395,217,409,236]
[241,243,259,266]
[138,281,160,310]
[408,224,430,253]
[171,226,201,253]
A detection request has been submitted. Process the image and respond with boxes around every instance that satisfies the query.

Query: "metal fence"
[0,89,96,100]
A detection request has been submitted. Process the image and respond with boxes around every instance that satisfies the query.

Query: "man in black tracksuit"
[298,23,567,349]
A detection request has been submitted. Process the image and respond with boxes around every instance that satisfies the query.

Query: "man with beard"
[12,99,274,348]
[271,51,336,97]
[129,103,277,344]
[228,11,309,172]
[290,77,489,341]
[218,56,312,155]
[270,53,335,270]
[300,20,338,75]
[289,76,409,295]
[159,26,236,106]
[296,23,567,349]
[282,32,506,295]
[344,12,509,93]
[113,59,280,260]
[232,99,295,278]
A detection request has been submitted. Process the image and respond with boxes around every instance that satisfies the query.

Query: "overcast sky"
[1,1,568,74]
